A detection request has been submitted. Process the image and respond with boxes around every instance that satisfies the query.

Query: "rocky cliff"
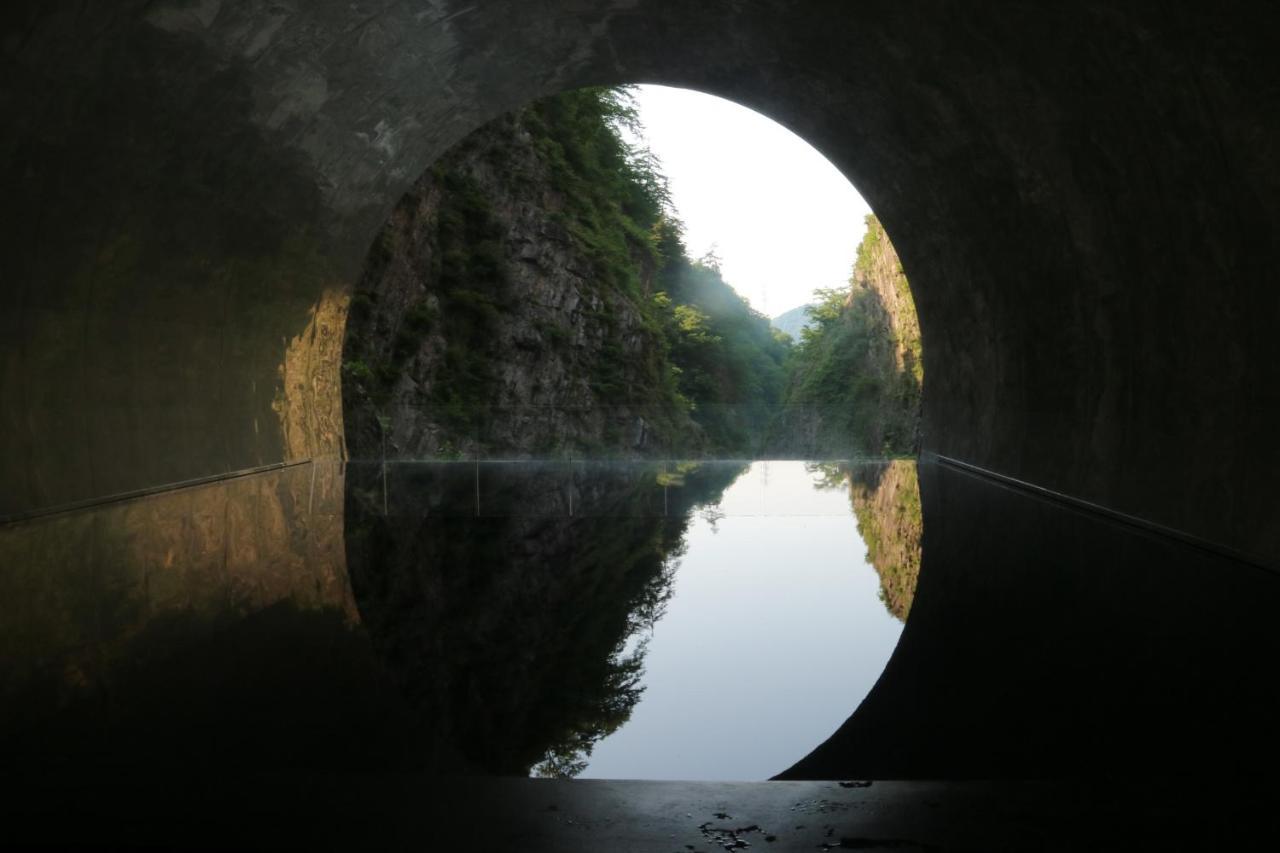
[775,215,922,457]
[854,215,923,398]
[340,108,686,458]
[341,93,705,462]
[341,88,790,463]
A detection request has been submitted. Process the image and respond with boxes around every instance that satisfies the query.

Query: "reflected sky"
[581,461,905,781]
[1,457,918,776]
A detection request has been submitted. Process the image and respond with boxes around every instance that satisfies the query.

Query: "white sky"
[630,84,873,318]
[581,461,903,781]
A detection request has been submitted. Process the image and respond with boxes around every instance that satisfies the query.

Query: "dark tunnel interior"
[4,1,1280,848]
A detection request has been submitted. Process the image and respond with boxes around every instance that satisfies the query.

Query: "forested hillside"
[341,88,788,460]
[341,86,921,462]
[772,215,922,457]
[653,225,791,454]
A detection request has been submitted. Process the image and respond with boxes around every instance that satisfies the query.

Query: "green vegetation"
[342,86,790,458]
[344,460,746,777]
[847,461,923,622]
[527,462,747,777]
[335,88,930,779]
[652,221,790,453]
[342,89,918,462]
[774,214,922,457]
[525,87,668,292]
[365,165,515,433]
[522,88,789,453]
[806,459,923,622]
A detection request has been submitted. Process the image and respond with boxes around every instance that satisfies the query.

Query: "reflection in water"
[579,461,917,780]
[807,460,923,621]
[0,461,424,768]
[849,461,922,622]
[344,460,747,775]
[0,457,922,777]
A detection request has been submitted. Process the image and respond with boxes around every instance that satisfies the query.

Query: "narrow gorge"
[341,89,790,463]
[773,214,923,458]
[334,85,927,777]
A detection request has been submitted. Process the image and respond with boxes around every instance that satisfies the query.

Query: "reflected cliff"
[0,461,423,768]
[0,458,749,773]
[0,457,917,775]
[807,460,922,622]
[849,461,922,621]
[580,460,914,780]
[344,459,747,775]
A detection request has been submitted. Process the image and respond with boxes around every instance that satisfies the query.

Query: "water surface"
[0,457,921,779]
[580,461,909,780]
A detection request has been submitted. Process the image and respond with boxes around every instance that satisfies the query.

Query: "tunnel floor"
[9,774,1280,851]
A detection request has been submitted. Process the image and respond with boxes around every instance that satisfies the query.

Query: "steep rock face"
[776,215,923,457]
[855,216,923,404]
[341,110,692,461]
[848,460,922,622]
[274,289,351,461]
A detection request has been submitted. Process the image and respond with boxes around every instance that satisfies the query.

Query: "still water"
[579,461,909,780]
[0,457,920,779]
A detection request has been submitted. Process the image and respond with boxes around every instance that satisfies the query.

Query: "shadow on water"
[782,456,1280,779]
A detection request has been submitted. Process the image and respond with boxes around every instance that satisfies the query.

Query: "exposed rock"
[775,216,922,458]
[274,287,351,461]
[341,108,696,462]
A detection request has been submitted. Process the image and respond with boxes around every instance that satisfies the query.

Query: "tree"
[698,244,723,273]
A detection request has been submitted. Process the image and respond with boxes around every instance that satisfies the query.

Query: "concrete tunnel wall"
[6,1,1277,562]
[3,5,1278,595]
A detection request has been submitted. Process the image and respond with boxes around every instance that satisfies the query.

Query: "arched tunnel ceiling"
[5,0,1280,791]
[5,1,1277,563]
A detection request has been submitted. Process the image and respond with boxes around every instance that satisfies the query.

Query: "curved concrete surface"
[4,1,1280,783]
[783,456,1280,777]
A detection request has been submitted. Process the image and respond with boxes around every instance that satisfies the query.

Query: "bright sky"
[630,84,872,318]
[581,461,904,780]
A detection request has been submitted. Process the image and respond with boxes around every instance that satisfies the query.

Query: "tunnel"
[4,1,1280,847]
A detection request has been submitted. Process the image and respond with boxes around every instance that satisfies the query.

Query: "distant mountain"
[770,303,816,341]
[771,214,922,457]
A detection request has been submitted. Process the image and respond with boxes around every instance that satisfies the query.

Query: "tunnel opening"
[337,83,926,781]
[339,83,926,466]
[10,3,1280,845]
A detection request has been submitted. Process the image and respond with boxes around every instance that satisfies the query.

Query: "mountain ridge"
[770,302,816,341]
